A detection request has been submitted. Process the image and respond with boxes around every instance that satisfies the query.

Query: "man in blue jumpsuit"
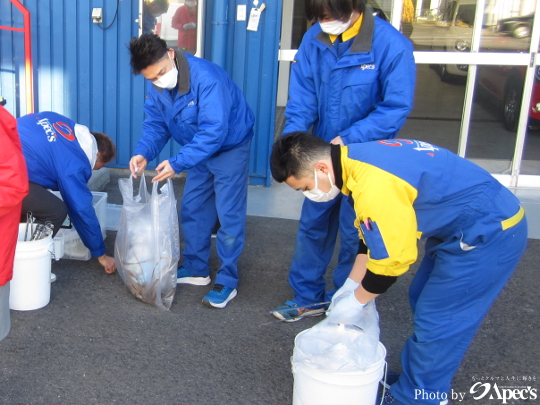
[17,111,117,274]
[270,133,528,405]
[128,34,254,309]
[273,0,416,321]
[274,0,415,322]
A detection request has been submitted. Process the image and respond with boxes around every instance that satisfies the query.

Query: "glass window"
[467,65,540,175]
[142,0,199,55]
[407,0,536,54]
[398,64,466,153]
[291,0,309,49]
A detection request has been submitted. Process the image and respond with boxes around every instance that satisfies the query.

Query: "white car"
[431,0,476,81]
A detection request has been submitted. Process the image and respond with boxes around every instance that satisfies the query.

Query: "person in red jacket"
[171,0,197,53]
[0,105,29,341]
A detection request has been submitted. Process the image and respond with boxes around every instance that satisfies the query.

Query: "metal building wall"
[0,0,27,118]
[0,0,147,170]
[222,0,283,186]
[0,0,281,185]
[194,0,283,186]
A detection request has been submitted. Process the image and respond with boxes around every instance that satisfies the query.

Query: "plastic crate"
[106,204,122,231]
[51,191,107,261]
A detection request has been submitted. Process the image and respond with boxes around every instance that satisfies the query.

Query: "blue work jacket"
[17,112,105,257]
[340,139,523,277]
[284,10,416,143]
[134,51,255,173]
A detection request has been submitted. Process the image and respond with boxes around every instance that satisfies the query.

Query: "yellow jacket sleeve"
[344,161,419,277]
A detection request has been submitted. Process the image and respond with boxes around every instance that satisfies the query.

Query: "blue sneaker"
[202,284,237,308]
[177,267,211,286]
[271,300,325,322]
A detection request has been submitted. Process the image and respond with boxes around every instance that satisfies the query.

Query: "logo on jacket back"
[378,139,439,156]
[36,118,75,142]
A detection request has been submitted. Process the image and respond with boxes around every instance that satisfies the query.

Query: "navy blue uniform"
[284,10,416,306]
[340,140,527,404]
[17,112,105,257]
[134,51,254,289]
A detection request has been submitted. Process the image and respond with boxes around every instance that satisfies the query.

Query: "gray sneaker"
[272,300,325,322]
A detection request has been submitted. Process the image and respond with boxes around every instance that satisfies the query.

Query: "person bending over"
[18,111,116,274]
[270,133,527,405]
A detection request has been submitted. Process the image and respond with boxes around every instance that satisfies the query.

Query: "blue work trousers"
[180,141,250,290]
[391,201,528,404]
[289,193,358,306]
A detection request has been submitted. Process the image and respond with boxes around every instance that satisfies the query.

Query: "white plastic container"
[106,204,122,231]
[10,224,54,311]
[56,228,92,261]
[52,191,107,261]
[292,331,386,405]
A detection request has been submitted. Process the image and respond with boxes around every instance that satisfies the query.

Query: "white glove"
[331,278,360,306]
[325,291,366,326]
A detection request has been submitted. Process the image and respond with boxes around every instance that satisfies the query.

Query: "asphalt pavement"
[0,172,538,405]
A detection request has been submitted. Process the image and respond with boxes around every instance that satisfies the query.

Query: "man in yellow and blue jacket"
[270,133,527,405]
[274,0,415,321]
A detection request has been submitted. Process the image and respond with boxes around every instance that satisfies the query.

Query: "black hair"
[147,0,170,14]
[270,132,331,183]
[305,0,366,21]
[91,132,116,163]
[129,34,169,74]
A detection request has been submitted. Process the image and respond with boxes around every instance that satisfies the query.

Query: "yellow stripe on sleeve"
[501,206,525,230]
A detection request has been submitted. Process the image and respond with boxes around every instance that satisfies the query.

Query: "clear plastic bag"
[292,300,381,373]
[114,175,180,310]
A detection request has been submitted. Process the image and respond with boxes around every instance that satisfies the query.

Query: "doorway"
[277,0,540,188]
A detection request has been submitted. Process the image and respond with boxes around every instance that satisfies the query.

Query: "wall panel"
[0,0,145,170]
[0,0,282,184]
[222,0,282,186]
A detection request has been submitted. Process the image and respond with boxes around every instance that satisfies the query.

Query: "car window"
[456,5,476,27]
[442,1,457,23]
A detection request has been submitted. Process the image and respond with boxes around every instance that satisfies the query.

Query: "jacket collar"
[152,50,191,95]
[350,7,374,53]
[330,144,343,190]
[315,7,375,54]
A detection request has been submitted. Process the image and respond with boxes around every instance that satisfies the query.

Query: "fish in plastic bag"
[114,175,180,310]
[292,300,381,373]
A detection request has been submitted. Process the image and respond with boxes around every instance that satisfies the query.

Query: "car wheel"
[512,24,531,38]
[503,79,523,131]
[440,64,452,82]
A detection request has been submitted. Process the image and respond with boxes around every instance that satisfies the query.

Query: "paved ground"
[1,173,538,405]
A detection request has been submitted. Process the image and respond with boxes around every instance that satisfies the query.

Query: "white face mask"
[320,16,352,35]
[303,169,341,202]
[153,52,178,89]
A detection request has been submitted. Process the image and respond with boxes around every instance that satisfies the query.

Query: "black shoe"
[380,371,400,391]
[376,389,406,405]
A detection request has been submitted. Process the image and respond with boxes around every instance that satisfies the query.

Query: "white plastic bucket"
[292,332,386,405]
[9,224,54,311]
